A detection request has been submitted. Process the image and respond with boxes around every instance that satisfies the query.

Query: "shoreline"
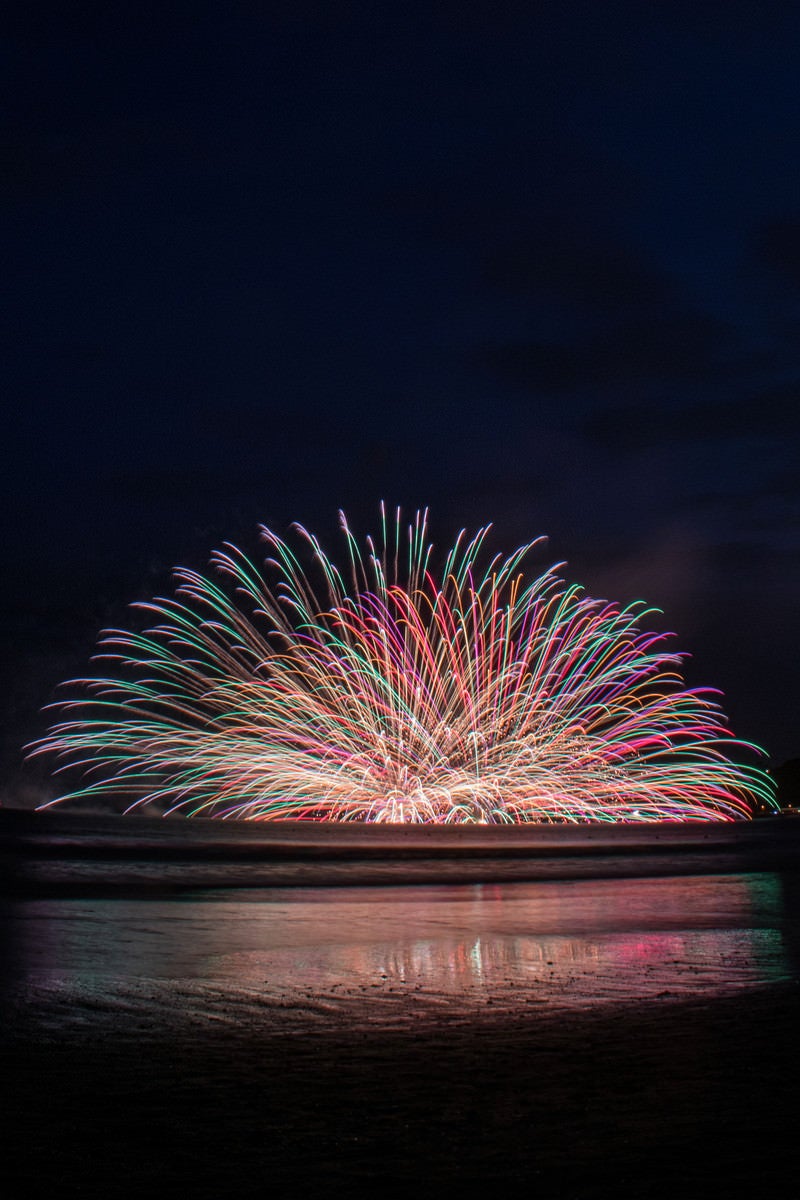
[3,807,800,895]
[4,807,800,894]
[2,804,795,852]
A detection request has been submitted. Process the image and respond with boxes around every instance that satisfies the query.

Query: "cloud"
[569,524,712,637]
[753,215,800,287]
[580,385,800,450]
[480,230,678,315]
[480,312,736,394]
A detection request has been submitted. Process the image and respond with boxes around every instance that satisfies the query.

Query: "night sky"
[4,3,799,799]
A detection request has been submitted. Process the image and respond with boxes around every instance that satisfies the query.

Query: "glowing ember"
[31,506,774,822]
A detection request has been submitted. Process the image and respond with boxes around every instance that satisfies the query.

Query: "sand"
[3,982,798,1198]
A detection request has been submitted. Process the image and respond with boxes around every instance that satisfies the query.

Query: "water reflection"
[7,872,796,1033]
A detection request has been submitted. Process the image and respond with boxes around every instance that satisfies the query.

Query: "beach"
[4,985,800,1197]
[2,812,800,1196]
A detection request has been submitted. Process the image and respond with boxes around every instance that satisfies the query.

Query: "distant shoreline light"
[29,505,776,823]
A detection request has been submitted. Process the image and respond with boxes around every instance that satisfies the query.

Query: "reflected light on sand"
[9,872,792,1033]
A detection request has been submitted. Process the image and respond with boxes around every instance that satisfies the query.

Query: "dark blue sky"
[3,2,799,791]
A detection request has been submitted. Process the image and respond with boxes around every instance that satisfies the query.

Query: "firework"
[31,506,774,822]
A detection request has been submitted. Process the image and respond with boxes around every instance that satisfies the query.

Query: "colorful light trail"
[31,506,775,821]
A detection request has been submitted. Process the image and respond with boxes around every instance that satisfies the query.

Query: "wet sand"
[3,982,799,1197]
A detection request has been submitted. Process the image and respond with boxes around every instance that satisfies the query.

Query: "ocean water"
[2,810,800,1039]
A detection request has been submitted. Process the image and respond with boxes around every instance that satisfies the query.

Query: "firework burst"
[31,506,774,822]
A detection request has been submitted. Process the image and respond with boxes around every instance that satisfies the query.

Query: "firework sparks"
[30,506,774,822]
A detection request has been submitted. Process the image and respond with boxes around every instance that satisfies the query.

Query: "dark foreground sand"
[3,982,798,1199]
